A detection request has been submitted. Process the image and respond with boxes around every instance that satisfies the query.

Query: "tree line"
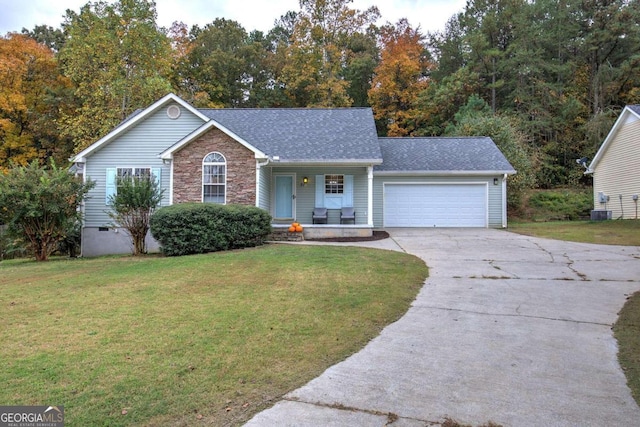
[1,0,639,191]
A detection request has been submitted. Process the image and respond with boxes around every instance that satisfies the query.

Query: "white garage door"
[384,183,487,227]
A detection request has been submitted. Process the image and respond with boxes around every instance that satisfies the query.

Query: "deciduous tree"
[0,160,94,261]
[368,19,432,136]
[178,19,252,107]
[446,96,537,209]
[59,0,173,151]
[0,34,73,171]
[107,173,163,256]
[281,0,379,107]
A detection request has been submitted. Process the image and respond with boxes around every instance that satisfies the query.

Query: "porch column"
[502,173,508,228]
[367,165,374,226]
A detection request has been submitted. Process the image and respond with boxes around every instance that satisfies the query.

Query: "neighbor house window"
[203,152,226,204]
[325,174,344,194]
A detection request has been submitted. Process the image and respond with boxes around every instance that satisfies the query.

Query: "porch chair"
[340,207,356,224]
[312,207,328,224]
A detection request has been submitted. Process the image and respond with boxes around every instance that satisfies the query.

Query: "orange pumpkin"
[295,225,303,232]
[292,222,299,227]
[288,226,296,232]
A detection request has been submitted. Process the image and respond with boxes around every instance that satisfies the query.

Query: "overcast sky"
[0,0,466,36]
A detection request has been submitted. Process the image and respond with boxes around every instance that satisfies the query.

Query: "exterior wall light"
[302,176,309,186]
[493,178,499,185]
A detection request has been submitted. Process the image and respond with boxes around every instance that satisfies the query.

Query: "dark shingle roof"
[375,137,516,173]
[201,108,381,162]
[628,105,640,115]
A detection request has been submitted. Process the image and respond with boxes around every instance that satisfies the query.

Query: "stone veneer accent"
[173,128,256,205]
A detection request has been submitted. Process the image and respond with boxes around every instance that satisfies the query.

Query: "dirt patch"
[306,230,390,242]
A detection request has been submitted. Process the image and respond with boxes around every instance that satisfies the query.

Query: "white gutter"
[269,159,383,166]
[374,170,517,176]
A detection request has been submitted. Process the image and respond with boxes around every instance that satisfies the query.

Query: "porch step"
[268,228,305,242]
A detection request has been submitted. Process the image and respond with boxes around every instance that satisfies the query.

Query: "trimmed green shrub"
[150,203,272,256]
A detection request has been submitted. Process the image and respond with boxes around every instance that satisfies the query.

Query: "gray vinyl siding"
[83,103,204,227]
[268,166,369,224]
[258,166,271,211]
[373,175,505,228]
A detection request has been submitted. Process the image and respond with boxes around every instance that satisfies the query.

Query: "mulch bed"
[306,230,390,243]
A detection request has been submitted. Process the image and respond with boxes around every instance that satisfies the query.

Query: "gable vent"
[166,105,181,119]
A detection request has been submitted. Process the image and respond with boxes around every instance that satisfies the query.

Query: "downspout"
[502,174,508,228]
[367,166,374,227]
[256,157,270,208]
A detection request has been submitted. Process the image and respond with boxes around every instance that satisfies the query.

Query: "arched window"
[203,152,226,204]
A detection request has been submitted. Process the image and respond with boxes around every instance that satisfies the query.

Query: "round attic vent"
[167,105,181,119]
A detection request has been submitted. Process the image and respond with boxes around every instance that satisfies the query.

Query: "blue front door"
[275,175,294,219]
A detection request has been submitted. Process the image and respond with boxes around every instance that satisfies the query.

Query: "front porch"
[270,223,373,241]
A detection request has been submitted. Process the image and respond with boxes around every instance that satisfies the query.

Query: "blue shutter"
[106,168,116,204]
[315,175,325,208]
[343,175,354,207]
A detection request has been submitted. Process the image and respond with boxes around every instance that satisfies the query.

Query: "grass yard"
[613,291,640,406]
[0,244,428,426]
[507,220,640,246]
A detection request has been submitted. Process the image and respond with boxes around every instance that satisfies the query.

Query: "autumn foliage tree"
[0,34,73,171]
[59,0,173,151]
[281,0,380,107]
[3,0,640,192]
[368,19,433,136]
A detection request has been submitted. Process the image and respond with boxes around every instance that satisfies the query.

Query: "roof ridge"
[200,107,372,111]
[379,136,490,140]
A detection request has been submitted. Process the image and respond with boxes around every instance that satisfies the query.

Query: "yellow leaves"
[368,20,432,136]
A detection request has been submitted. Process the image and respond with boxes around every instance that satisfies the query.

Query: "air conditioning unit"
[598,192,609,204]
[590,210,612,221]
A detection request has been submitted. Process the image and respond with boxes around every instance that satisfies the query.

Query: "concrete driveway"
[246,228,640,426]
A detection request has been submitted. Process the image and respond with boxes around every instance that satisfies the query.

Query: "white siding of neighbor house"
[372,175,506,228]
[267,166,370,224]
[593,114,640,219]
[82,103,205,228]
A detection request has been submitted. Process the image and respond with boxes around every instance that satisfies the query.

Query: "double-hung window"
[315,174,353,209]
[117,167,151,187]
[106,167,160,203]
[203,152,226,204]
[325,174,344,194]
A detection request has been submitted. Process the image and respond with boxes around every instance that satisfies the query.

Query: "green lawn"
[507,220,640,246]
[0,244,428,426]
[613,291,640,406]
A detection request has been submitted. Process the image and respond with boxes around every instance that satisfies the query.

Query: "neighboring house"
[586,105,640,219]
[71,93,516,256]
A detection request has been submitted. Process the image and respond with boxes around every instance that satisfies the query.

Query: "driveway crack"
[564,252,589,281]
[531,240,555,262]
[421,305,612,327]
[282,397,435,425]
